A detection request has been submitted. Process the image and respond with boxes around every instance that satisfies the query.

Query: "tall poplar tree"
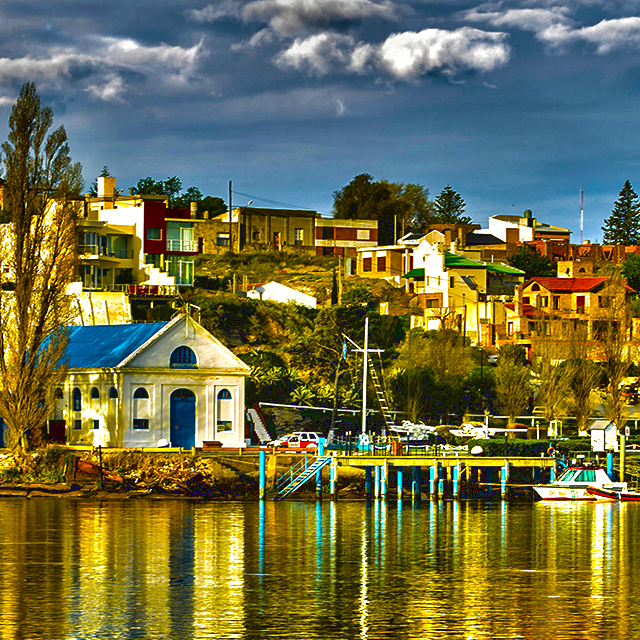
[0,82,83,452]
[602,180,640,245]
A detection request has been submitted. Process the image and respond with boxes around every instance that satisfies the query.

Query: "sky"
[0,1,640,242]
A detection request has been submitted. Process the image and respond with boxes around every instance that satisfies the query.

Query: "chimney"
[190,201,198,219]
[97,176,116,198]
[515,284,523,317]
[457,227,466,247]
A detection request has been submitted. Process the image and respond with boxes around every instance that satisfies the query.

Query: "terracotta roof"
[505,303,538,316]
[525,277,608,292]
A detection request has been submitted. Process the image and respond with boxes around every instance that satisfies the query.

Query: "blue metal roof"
[63,323,167,369]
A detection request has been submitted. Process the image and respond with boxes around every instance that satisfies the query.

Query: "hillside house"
[504,276,634,344]
[80,176,198,291]
[247,281,317,308]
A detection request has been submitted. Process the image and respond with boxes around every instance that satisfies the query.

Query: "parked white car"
[271,432,323,448]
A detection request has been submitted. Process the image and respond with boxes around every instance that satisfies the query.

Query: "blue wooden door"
[170,389,196,449]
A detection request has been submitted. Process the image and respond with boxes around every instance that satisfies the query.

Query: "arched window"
[72,388,81,412]
[217,388,233,432]
[90,387,100,399]
[170,346,198,369]
[531,284,540,291]
[133,387,150,429]
[109,387,118,399]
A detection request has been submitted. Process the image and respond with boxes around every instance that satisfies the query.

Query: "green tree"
[433,185,471,224]
[507,244,555,279]
[130,177,226,217]
[623,253,640,293]
[0,82,84,452]
[130,176,183,206]
[495,345,531,425]
[332,173,434,244]
[602,180,640,245]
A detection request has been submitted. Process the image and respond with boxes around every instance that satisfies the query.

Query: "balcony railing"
[166,240,197,252]
[79,245,132,259]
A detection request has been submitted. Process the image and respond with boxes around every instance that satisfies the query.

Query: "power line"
[231,189,332,216]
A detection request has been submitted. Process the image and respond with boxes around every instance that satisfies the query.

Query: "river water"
[0,498,637,639]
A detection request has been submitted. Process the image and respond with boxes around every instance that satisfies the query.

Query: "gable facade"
[54,315,250,449]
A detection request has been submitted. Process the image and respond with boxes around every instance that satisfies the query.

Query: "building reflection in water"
[2,498,640,639]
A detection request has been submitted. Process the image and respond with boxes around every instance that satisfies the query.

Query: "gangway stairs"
[247,405,271,443]
[368,356,394,431]
[273,456,332,500]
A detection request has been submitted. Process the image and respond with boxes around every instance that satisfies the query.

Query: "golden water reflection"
[0,499,639,639]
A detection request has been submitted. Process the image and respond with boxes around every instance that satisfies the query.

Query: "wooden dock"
[259,450,559,501]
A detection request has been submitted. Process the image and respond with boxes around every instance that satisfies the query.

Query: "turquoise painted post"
[381,462,388,500]
[550,465,555,482]
[374,465,381,500]
[452,465,459,500]
[412,467,421,502]
[315,442,324,500]
[397,468,403,502]
[429,465,436,499]
[366,467,373,499]
[259,450,266,501]
[607,452,614,479]
[485,468,492,497]
[533,467,541,484]
[501,463,509,500]
[330,459,337,500]
[437,464,444,497]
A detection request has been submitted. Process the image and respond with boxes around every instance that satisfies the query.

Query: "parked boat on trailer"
[533,458,627,500]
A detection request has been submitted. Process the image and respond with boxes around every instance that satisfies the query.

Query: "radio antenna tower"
[580,188,584,244]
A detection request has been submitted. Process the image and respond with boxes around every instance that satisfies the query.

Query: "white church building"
[52,314,251,449]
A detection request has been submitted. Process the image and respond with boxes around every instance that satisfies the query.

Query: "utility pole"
[228,180,233,252]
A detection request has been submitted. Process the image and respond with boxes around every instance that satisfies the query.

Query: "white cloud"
[377,27,511,78]
[0,36,204,102]
[276,26,511,78]
[276,32,355,74]
[192,0,397,35]
[461,4,640,54]
[462,6,573,33]
[86,75,126,103]
[540,16,640,52]
[189,0,244,22]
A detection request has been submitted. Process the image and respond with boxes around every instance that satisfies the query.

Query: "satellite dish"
[471,445,484,456]
[157,438,170,448]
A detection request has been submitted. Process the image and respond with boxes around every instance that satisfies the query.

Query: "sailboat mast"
[362,316,369,435]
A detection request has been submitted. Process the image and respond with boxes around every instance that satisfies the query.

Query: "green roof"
[443,252,485,268]
[487,263,525,275]
[402,254,524,278]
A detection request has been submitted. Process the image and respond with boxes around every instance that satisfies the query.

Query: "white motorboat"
[534,460,627,500]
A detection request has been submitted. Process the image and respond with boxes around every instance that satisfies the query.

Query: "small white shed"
[590,420,618,453]
[247,281,316,308]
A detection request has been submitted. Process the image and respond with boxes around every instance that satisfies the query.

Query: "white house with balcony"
[78,176,198,294]
[53,314,251,449]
